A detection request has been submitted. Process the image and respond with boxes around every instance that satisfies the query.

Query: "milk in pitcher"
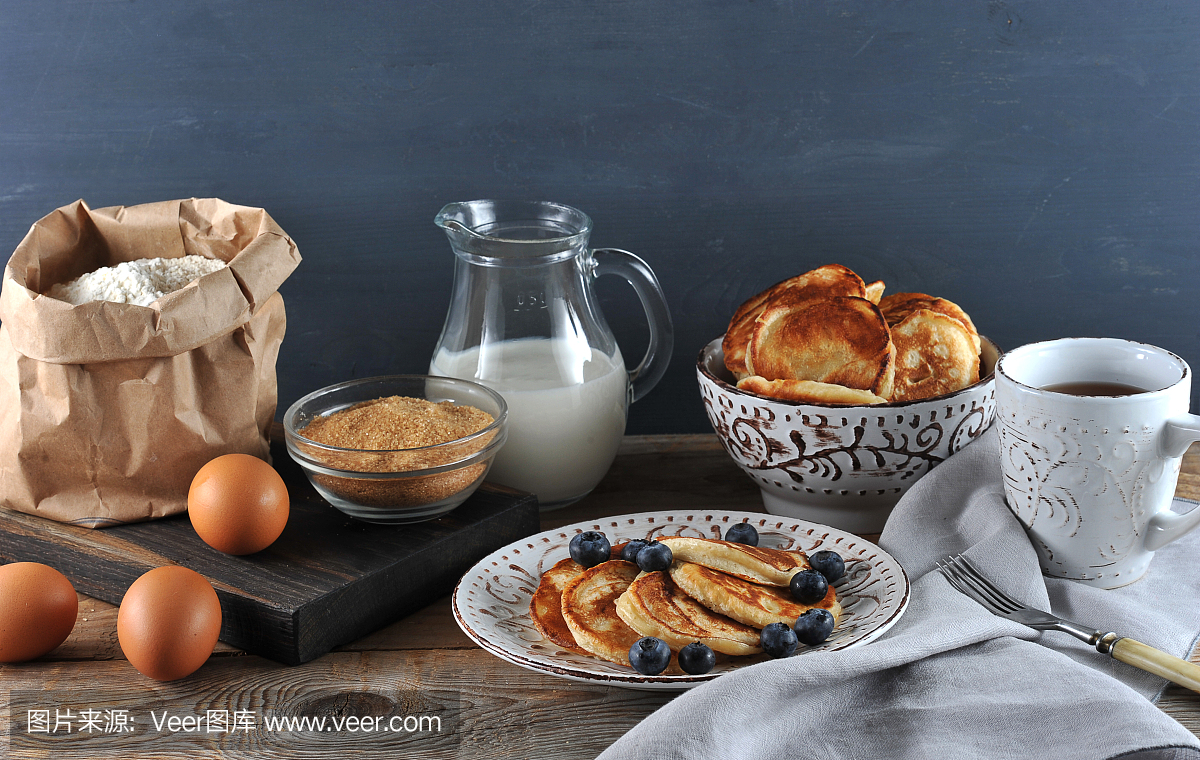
[430,337,629,508]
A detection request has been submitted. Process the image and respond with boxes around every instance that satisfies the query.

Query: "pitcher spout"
[435,200,591,264]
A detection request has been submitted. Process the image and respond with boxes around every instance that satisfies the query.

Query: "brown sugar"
[302,395,494,452]
[297,395,497,510]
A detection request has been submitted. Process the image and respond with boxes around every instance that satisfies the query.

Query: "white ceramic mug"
[996,338,1200,588]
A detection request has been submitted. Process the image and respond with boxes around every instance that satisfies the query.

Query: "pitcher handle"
[590,248,674,403]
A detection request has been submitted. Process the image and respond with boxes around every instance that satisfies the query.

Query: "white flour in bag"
[47,255,226,307]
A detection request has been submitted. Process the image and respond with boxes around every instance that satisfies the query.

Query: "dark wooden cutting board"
[0,432,540,666]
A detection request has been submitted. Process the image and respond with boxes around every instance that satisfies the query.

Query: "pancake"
[615,570,762,656]
[889,309,980,403]
[878,292,981,355]
[656,536,807,586]
[746,296,895,399]
[530,543,628,653]
[736,376,887,405]
[529,558,588,654]
[722,264,868,379]
[864,279,885,304]
[723,290,780,381]
[670,561,842,630]
[560,560,643,666]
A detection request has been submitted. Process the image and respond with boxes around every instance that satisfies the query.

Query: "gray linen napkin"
[598,426,1200,760]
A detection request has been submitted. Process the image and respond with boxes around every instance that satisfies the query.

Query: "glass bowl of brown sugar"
[283,375,509,524]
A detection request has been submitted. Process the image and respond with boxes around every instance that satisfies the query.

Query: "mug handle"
[590,248,674,403]
[1146,415,1200,552]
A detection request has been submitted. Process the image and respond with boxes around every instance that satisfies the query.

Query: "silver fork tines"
[936,555,1105,644]
[937,556,1023,616]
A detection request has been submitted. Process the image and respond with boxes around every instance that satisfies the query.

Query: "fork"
[937,554,1200,693]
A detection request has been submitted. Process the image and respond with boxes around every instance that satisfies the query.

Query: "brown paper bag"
[0,198,301,527]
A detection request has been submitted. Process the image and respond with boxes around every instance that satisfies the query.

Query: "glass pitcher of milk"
[429,200,673,511]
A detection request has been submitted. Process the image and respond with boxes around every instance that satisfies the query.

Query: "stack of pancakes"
[529,536,841,670]
[723,263,980,404]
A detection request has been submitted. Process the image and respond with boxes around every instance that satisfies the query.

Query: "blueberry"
[569,531,611,569]
[794,608,836,646]
[759,622,798,659]
[723,522,759,546]
[809,550,845,583]
[635,541,673,572]
[789,569,829,604]
[678,642,716,675]
[619,539,650,563]
[628,636,671,675]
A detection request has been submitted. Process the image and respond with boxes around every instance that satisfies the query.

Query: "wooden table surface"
[3,434,1200,759]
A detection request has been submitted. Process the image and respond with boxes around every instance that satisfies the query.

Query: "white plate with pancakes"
[451,510,911,690]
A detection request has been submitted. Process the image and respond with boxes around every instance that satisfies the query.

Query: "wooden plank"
[5,647,1194,760]
[0,649,672,760]
[51,592,468,662]
[0,435,540,666]
[1176,446,1200,502]
[540,432,765,530]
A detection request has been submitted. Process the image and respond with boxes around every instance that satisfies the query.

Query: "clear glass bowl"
[284,375,508,524]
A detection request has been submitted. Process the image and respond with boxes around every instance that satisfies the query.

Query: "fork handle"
[1105,636,1200,693]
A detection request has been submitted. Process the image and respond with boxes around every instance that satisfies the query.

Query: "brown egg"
[117,565,222,681]
[0,562,78,662]
[188,453,290,555]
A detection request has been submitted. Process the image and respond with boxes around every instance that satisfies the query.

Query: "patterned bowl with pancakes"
[697,336,999,533]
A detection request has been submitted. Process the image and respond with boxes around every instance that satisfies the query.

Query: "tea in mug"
[1040,380,1149,397]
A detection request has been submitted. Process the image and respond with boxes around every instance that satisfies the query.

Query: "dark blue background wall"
[2,1,1197,433]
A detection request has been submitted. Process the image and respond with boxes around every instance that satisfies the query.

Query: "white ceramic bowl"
[696,337,999,533]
